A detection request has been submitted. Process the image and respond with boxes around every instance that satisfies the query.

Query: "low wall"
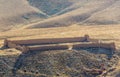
[3,35,116,53]
[3,38,8,47]
[7,41,18,48]
[6,40,29,52]
[28,45,68,51]
[7,35,89,45]
[73,42,116,51]
[23,42,116,52]
[89,39,99,42]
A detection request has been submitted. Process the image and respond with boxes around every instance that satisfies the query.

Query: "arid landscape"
[0,0,120,77]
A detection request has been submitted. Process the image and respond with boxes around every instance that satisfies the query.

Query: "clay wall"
[7,41,18,48]
[3,35,116,52]
[25,42,116,52]
[28,45,68,51]
[73,42,116,51]
[7,36,88,45]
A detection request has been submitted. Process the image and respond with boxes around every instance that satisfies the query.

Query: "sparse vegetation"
[0,0,120,77]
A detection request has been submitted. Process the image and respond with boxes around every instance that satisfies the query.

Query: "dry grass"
[0,24,120,44]
[23,0,120,29]
[0,0,120,31]
[0,0,47,31]
[0,25,120,76]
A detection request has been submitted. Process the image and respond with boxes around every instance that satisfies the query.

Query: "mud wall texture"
[73,42,116,51]
[27,42,115,52]
[3,35,116,52]
[4,40,29,52]
[28,45,68,51]
[7,35,89,45]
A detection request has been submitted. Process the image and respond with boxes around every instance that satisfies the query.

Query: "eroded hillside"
[27,0,81,15]
[24,0,120,29]
[0,0,47,31]
[0,0,120,31]
[0,25,120,77]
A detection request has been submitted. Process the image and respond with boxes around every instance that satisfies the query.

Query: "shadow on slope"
[27,0,81,15]
[24,0,120,29]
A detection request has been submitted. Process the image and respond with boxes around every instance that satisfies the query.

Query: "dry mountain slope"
[24,0,120,29]
[0,0,47,31]
[84,0,120,25]
[27,0,82,15]
[0,0,120,30]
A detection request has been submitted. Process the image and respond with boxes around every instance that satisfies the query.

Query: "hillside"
[0,25,120,77]
[1,0,120,77]
[0,0,120,30]
[0,0,47,31]
[0,49,118,77]
[27,0,81,15]
[84,0,120,25]
[24,0,120,29]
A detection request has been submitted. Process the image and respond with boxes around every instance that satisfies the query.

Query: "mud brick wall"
[7,36,89,45]
[3,35,116,52]
[7,41,18,48]
[28,45,68,51]
[26,42,116,52]
[3,38,8,47]
[73,42,116,51]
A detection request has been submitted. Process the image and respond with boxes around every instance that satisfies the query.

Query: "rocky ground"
[0,47,119,77]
